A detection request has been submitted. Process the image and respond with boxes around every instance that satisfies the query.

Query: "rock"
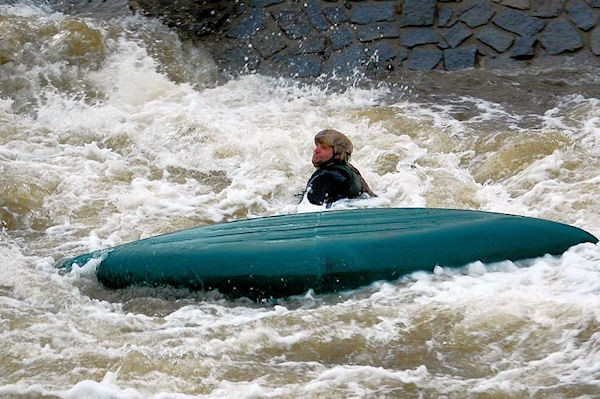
[493,0,531,9]
[401,0,436,27]
[442,23,473,48]
[303,0,329,32]
[397,48,410,66]
[329,26,354,50]
[409,48,443,70]
[290,33,326,54]
[366,42,395,61]
[226,9,266,41]
[274,9,312,40]
[539,19,583,54]
[444,46,478,70]
[325,44,366,75]
[531,0,565,17]
[476,26,514,52]
[252,31,287,58]
[530,50,600,68]
[511,36,536,58]
[400,28,440,48]
[493,9,545,36]
[284,54,321,77]
[350,3,396,25]
[482,56,527,69]
[438,7,454,27]
[357,22,401,42]
[218,46,260,72]
[134,0,600,76]
[438,39,450,49]
[251,0,283,8]
[591,27,600,54]
[324,6,348,25]
[566,0,598,31]
[459,0,495,27]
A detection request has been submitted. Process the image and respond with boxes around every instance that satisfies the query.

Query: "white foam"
[0,1,55,17]
[1,3,599,398]
[303,364,430,397]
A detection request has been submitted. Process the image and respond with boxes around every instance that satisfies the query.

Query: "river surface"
[1,1,599,398]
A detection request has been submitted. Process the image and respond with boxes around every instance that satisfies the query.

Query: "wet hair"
[314,129,353,162]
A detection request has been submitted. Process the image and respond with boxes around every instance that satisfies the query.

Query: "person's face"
[312,143,334,166]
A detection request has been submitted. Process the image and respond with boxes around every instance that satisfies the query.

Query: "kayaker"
[304,129,376,206]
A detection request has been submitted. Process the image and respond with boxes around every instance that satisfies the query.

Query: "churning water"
[1,1,599,398]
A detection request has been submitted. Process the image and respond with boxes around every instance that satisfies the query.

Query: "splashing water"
[0,2,599,398]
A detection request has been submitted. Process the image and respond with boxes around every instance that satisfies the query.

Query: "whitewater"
[1,1,599,398]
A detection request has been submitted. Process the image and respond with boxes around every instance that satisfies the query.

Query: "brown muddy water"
[1,1,599,398]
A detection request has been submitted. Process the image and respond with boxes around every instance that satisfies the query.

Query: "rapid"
[1,1,599,398]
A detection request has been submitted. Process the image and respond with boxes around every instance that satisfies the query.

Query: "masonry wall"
[131,0,600,78]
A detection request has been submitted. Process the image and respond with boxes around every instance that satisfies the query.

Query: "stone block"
[325,44,367,75]
[274,9,312,40]
[443,23,473,48]
[218,46,260,71]
[303,0,329,32]
[397,48,410,66]
[592,27,600,54]
[459,1,495,28]
[493,9,545,36]
[329,26,354,50]
[350,3,396,25]
[482,56,527,69]
[476,26,514,52]
[539,19,583,54]
[566,0,598,31]
[409,48,443,70]
[531,0,565,17]
[438,8,453,28]
[284,54,321,77]
[291,33,326,54]
[251,0,283,8]
[400,28,440,48]
[252,31,287,58]
[493,0,531,9]
[511,36,536,58]
[366,42,395,61]
[444,46,478,70]
[357,23,401,42]
[438,39,450,49]
[324,6,348,25]
[227,9,266,41]
[401,0,436,27]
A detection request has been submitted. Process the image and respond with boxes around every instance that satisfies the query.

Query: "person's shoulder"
[314,167,348,183]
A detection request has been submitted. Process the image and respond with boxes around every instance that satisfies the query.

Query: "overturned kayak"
[57,208,598,300]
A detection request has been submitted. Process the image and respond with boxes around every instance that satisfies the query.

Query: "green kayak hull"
[57,208,598,300]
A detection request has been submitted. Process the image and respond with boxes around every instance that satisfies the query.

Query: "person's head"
[312,129,353,167]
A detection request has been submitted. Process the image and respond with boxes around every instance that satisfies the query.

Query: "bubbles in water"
[1,2,599,398]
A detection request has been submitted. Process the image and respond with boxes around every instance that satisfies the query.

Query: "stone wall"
[130,0,600,78]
